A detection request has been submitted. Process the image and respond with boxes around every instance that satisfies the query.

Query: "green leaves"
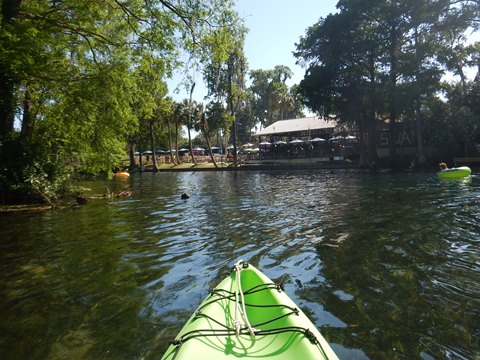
[0,0,245,203]
[295,0,480,166]
[249,66,301,127]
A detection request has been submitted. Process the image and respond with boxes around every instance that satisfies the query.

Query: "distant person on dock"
[439,162,448,170]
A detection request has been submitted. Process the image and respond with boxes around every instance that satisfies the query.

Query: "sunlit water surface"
[0,170,479,359]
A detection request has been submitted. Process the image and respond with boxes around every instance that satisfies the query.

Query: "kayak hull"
[161,262,339,360]
[437,166,471,179]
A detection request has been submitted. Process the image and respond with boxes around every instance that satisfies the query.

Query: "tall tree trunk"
[0,0,21,142]
[128,143,135,172]
[149,120,158,172]
[368,53,378,169]
[201,113,218,168]
[223,129,229,159]
[187,125,196,164]
[166,115,177,165]
[358,115,369,168]
[232,119,238,164]
[414,26,427,167]
[20,82,36,142]
[388,28,398,168]
[0,67,15,142]
[228,64,238,165]
[174,120,180,164]
[138,146,143,172]
[188,83,197,165]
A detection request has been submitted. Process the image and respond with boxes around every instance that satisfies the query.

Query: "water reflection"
[0,171,479,359]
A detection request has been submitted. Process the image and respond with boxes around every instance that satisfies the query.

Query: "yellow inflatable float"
[113,171,130,178]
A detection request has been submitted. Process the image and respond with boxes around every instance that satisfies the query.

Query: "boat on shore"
[161,261,339,360]
[437,166,471,179]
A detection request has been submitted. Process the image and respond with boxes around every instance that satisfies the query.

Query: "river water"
[0,170,479,359]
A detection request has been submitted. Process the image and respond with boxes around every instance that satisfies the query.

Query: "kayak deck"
[161,261,339,360]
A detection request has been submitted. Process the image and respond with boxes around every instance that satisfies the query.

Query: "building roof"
[254,116,336,137]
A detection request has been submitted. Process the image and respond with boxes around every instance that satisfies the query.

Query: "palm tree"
[172,101,185,165]
[149,117,159,172]
[187,83,197,165]
[196,103,218,168]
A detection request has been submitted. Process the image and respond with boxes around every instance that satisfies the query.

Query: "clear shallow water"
[0,170,479,359]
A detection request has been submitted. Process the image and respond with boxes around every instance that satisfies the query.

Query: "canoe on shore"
[437,166,471,179]
[161,261,339,360]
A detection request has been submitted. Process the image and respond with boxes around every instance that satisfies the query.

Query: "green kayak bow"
[161,261,339,360]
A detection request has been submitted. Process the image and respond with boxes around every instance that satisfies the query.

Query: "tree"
[0,0,169,201]
[156,98,180,166]
[287,85,307,120]
[168,98,198,165]
[249,66,297,128]
[295,8,383,168]
[193,103,217,167]
[187,84,197,165]
[171,101,187,165]
[201,11,248,165]
[205,100,232,167]
[295,0,479,168]
[132,54,169,172]
[0,0,242,203]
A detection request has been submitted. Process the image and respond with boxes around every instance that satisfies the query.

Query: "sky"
[166,0,339,102]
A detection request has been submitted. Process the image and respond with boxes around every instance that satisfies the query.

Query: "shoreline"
[134,159,359,173]
[0,161,359,212]
[2,160,449,212]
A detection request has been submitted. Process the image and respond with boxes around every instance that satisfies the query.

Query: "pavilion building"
[254,116,337,141]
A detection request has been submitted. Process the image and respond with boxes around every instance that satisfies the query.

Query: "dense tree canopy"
[295,0,480,168]
[0,0,242,203]
[249,65,305,129]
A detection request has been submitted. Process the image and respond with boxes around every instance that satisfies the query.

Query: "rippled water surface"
[1,170,479,359]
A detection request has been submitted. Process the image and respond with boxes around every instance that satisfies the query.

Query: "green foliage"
[206,101,232,135]
[23,160,75,207]
[36,57,137,174]
[426,81,480,157]
[295,0,480,166]
[0,0,242,204]
[249,66,300,128]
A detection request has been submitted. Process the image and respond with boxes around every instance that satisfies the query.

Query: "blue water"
[0,170,479,359]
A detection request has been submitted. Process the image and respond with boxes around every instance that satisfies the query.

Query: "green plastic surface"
[437,166,472,179]
[161,263,339,360]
